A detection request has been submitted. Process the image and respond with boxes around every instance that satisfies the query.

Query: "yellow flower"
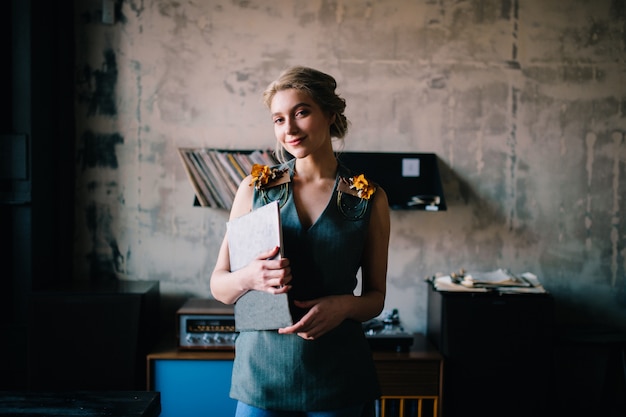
[349,174,375,200]
[250,164,285,190]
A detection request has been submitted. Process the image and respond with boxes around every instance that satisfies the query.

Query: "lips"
[286,136,305,146]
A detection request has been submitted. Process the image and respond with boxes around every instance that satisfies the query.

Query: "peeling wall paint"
[73,0,626,333]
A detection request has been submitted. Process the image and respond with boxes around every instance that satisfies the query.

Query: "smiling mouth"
[286,137,305,145]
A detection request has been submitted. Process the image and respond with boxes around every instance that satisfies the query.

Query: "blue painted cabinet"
[148,349,237,417]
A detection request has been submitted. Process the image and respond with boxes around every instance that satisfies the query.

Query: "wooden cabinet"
[373,335,442,417]
[147,334,442,417]
[427,284,554,417]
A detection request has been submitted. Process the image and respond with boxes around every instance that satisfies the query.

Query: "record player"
[362,309,414,352]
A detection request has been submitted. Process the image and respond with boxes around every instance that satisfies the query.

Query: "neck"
[295,152,337,182]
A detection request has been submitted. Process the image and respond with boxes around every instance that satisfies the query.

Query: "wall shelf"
[179,149,446,211]
[338,152,446,211]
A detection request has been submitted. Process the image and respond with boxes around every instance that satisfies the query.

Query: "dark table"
[0,391,160,416]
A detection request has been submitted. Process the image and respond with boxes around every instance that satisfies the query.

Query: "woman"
[210,66,390,417]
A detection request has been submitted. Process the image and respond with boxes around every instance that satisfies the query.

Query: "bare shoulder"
[229,175,254,220]
[372,185,389,214]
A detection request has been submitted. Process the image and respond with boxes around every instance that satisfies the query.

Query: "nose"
[285,117,299,135]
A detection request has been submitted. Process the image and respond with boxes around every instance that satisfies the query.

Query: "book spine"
[193,150,226,208]
[181,149,216,207]
[226,152,246,181]
[201,149,235,209]
[216,151,245,187]
[208,150,238,207]
[234,152,253,176]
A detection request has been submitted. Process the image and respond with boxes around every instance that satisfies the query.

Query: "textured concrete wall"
[73,0,626,333]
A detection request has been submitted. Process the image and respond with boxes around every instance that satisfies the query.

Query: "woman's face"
[270,89,334,160]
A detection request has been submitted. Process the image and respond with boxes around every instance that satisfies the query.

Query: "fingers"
[270,283,291,294]
[257,245,280,261]
[278,322,304,335]
[278,323,316,340]
[249,248,291,292]
[292,299,314,309]
[265,264,292,287]
[248,245,291,286]
[278,307,317,339]
[278,297,344,340]
[256,246,290,274]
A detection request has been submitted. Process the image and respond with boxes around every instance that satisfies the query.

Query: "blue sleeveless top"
[229,159,380,411]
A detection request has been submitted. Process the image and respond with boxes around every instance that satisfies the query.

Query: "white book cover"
[227,201,293,331]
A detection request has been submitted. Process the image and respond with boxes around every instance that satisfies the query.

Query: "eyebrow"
[271,102,313,118]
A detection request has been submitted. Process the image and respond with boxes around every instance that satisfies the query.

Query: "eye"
[295,109,310,118]
[273,117,284,125]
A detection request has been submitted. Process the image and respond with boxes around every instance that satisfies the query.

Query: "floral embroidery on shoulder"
[338,174,376,200]
[249,164,290,190]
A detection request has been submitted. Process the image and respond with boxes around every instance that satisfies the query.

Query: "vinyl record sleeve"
[227,201,293,331]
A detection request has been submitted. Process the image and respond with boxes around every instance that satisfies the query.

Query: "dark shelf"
[338,152,446,211]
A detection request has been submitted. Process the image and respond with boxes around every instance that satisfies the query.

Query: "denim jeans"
[234,401,370,417]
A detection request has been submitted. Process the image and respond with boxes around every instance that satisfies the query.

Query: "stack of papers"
[430,276,489,292]
[429,269,547,293]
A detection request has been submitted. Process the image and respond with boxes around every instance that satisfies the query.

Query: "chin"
[286,148,309,159]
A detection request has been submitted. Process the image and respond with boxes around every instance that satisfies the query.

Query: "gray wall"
[73,0,626,333]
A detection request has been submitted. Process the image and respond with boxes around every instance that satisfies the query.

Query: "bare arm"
[278,187,390,339]
[209,176,293,305]
[349,186,390,320]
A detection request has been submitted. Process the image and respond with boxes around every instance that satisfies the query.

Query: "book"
[226,201,293,331]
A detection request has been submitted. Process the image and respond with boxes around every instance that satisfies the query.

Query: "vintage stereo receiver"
[177,298,237,350]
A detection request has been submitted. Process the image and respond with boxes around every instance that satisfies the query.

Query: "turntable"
[363,309,414,352]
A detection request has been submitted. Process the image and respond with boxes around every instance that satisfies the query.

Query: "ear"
[328,113,336,125]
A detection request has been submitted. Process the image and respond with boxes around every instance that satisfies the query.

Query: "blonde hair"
[263,66,349,163]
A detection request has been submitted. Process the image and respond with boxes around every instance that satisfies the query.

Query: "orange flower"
[349,174,375,200]
[250,164,285,190]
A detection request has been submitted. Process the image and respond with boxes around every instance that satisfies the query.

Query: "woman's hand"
[244,246,292,294]
[278,295,348,340]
